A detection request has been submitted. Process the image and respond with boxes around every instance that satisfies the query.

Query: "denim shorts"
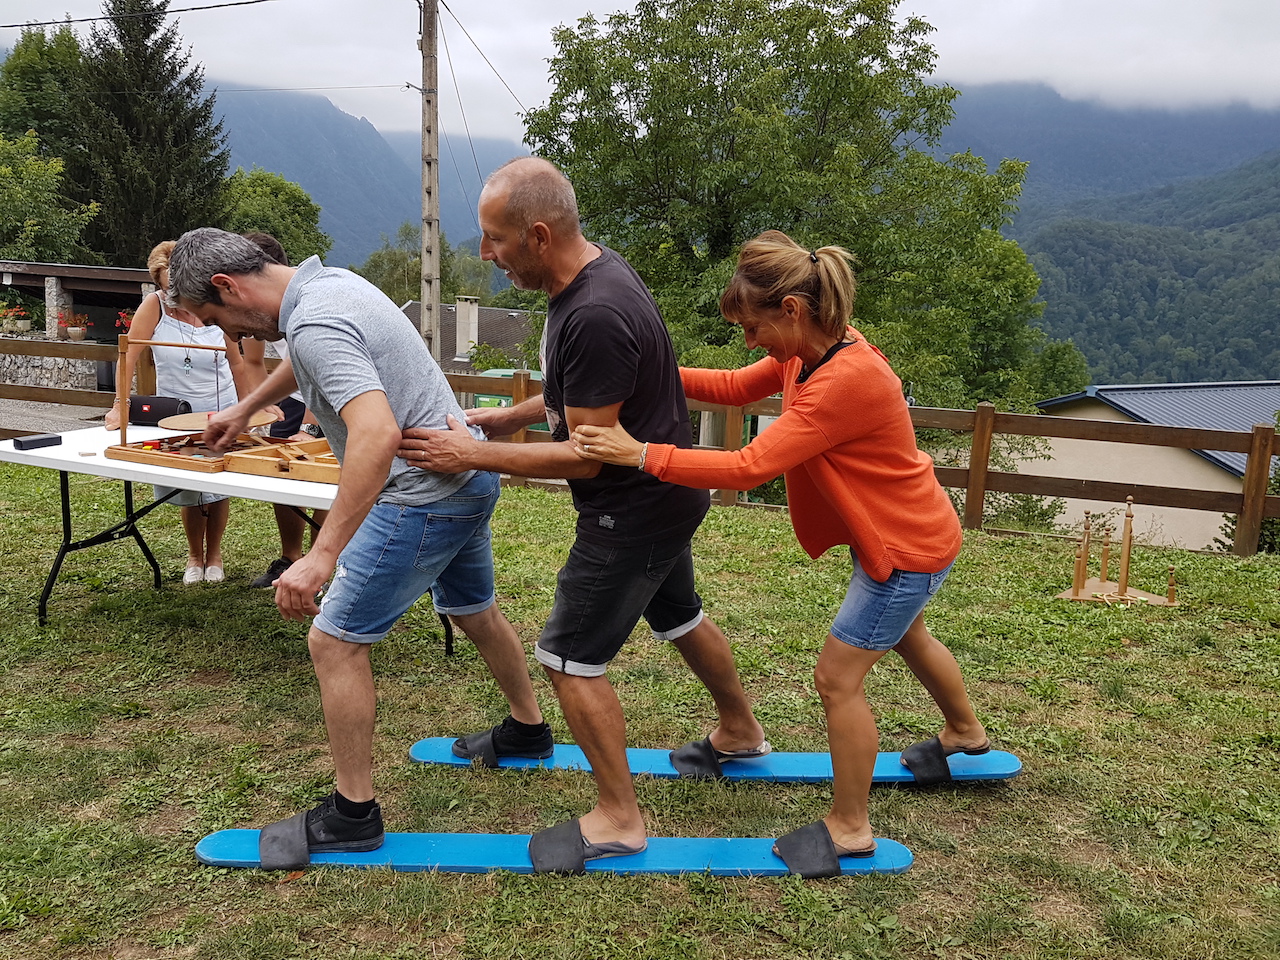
[314,470,499,643]
[534,533,705,678]
[829,555,954,652]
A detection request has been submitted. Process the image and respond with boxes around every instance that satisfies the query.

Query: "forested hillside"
[1025,152,1280,384]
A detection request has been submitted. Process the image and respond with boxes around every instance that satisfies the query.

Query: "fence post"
[719,405,745,507]
[1234,422,1275,557]
[507,370,531,486]
[964,402,995,530]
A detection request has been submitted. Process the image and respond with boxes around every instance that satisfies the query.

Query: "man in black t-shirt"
[402,157,767,872]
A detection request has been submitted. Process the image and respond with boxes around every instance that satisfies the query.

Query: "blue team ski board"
[408,738,1022,783]
[195,829,913,876]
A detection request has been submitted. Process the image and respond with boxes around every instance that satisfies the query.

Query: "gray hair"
[485,156,581,239]
[168,227,273,306]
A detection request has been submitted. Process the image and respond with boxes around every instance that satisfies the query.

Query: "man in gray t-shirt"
[169,227,551,868]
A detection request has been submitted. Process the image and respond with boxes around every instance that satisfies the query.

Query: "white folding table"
[0,426,338,624]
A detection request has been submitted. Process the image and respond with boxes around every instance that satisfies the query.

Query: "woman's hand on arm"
[571,422,645,467]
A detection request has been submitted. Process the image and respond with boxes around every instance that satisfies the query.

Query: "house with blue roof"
[1034,381,1280,549]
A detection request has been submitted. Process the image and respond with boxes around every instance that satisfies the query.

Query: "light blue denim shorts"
[829,554,954,652]
[314,470,499,643]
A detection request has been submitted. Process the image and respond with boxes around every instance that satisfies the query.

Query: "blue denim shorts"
[830,555,954,652]
[314,470,499,643]
[534,533,704,678]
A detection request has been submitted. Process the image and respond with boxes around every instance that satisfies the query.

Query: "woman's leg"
[813,635,889,853]
[893,612,987,750]
[202,498,231,570]
[180,504,207,567]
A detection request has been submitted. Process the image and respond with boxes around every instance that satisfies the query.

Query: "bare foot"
[705,722,769,757]
[937,724,990,753]
[824,817,876,857]
[577,806,646,852]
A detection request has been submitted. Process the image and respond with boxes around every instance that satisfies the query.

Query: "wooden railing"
[0,339,155,406]
[3,342,1276,555]
[446,374,1278,557]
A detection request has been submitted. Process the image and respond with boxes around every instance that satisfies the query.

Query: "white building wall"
[1025,399,1240,550]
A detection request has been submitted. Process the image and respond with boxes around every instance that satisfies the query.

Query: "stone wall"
[0,342,97,391]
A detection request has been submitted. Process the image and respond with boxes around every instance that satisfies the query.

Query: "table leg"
[38,471,179,624]
[124,481,164,588]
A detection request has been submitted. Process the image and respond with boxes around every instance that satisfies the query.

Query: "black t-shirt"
[542,245,709,544]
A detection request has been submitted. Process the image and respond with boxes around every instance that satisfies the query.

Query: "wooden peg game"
[224,438,341,484]
[1057,498,1179,606]
[105,432,276,472]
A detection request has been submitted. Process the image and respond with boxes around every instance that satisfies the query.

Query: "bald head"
[483,156,582,240]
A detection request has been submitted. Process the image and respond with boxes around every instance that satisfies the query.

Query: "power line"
[438,0,525,113]
[217,84,407,94]
[439,16,484,228]
[0,0,283,31]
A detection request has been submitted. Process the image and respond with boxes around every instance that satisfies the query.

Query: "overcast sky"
[4,0,1280,142]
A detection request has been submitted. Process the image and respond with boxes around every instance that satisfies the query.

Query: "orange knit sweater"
[643,330,962,580]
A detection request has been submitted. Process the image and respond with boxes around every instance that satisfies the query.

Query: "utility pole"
[417,0,441,358]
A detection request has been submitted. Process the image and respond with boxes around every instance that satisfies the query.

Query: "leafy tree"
[524,0,1078,407]
[356,222,428,305]
[223,167,331,264]
[1024,339,1090,401]
[487,287,546,370]
[0,26,84,158]
[468,342,516,372]
[356,221,482,305]
[0,131,99,261]
[452,246,496,301]
[68,0,228,265]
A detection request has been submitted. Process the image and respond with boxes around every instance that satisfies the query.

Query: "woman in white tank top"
[105,241,252,585]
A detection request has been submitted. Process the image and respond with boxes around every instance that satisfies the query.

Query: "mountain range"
[215,81,1280,385]
[215,85,523,267]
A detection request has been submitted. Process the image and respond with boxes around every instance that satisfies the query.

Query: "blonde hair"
[146,240,176,286]
[720,230,856,338]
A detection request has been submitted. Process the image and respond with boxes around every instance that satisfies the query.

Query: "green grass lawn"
[1,461,1278,959]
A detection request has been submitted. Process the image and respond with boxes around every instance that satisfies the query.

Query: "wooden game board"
[224,438,341,484]
[104,433,274,472]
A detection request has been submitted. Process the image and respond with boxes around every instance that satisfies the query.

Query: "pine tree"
[70,0,228,266]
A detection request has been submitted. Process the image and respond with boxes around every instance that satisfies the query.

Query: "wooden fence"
[3,341,1277,556]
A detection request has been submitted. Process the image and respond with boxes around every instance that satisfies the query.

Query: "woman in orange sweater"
[572,230,989,877]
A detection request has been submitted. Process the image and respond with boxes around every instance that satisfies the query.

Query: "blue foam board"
[408,738,1022,783]
[196,829,913,876]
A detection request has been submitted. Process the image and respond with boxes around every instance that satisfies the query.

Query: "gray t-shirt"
[279,257,478,505]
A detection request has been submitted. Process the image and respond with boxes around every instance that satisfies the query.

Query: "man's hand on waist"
[400,414,479,474]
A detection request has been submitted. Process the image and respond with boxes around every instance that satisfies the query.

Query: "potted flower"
[57,310,89,340]
[1,303,28,336]
[116,309,134,331]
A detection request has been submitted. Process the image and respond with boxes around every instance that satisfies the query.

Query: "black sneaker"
[303,794,384,853]
[452,715,554,763]
[250,556,293,588]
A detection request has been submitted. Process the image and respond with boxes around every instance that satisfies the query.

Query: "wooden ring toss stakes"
[114,332,229,448]
[1057,498,1179,606]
